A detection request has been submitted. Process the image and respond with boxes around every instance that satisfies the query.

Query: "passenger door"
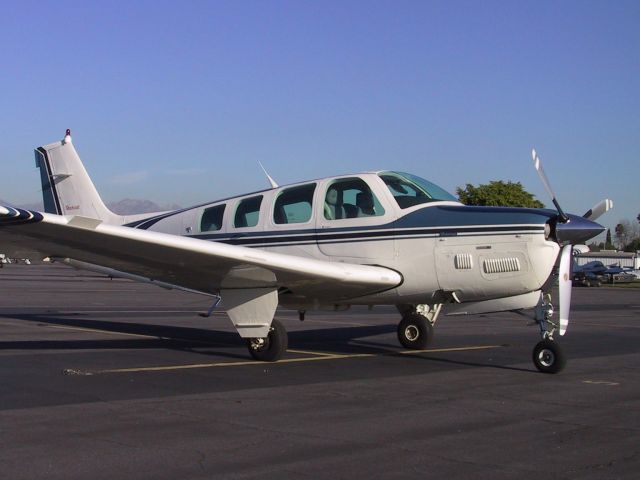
[315,176,396,260]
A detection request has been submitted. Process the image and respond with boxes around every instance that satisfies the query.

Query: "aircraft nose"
[555,214,605,244]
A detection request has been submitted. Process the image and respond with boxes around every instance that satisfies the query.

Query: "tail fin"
[34,130,121,224]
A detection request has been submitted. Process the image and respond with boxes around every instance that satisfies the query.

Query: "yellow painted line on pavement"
[582,380,620,386]
[399,345,502,355]
[78,353,375,375]
[286,348,338,357]
[42,324,230,348]
[68,344,504,375]
[579,322,640,329]
[44,324,157,339]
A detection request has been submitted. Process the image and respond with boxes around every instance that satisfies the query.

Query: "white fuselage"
[126,173,560,309]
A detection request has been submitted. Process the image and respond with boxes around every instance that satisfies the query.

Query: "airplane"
[0,130,612,373]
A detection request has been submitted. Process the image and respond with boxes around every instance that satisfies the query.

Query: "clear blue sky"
[1,0,638,235]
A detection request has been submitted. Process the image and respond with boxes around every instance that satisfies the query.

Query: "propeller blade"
[531,149,569,223]
[583,199,613,221]
[558,244,573,336]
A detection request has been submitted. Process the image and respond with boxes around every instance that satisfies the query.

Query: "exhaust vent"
[483,257,521,274]
[454,253,473,270]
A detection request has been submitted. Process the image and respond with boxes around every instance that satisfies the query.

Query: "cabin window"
[200,204,226,232]
[234,196,263,228]
[273,184,316,224]
[324,178,385,220]
[379,171,457,208]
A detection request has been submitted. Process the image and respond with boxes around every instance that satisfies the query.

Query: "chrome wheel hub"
[538,348,555,367]
[405,325,420,342]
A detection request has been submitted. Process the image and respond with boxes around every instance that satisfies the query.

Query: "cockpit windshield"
[379,171,457,209]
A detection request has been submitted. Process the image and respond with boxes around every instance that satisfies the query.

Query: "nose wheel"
[246,319,288,362]
[532,339,566,374]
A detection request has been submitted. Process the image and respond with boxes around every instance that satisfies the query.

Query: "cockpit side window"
[324,178,385,220]
[379,171,457,209]
[234,196,263,228]
[273,184,316,224]
[200,204,226,232]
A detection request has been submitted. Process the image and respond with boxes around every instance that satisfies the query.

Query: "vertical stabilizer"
[35,130,121,224]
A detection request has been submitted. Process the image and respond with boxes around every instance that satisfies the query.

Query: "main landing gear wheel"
[397,313,433,350]
[247,319,288,362]
[532,339,566,374]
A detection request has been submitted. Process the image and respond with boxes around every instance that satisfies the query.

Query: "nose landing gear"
[532,338,566,374]
[531,293,566,374]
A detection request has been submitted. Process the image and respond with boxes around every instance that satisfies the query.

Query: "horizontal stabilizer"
[67,216,103,229]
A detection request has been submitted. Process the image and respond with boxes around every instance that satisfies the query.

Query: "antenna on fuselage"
[258,161,279,189]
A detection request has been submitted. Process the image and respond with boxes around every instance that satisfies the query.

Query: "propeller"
[532,148,574,335]
[583,198,613,222]
[558,244,572,336]
[532,149,569,223]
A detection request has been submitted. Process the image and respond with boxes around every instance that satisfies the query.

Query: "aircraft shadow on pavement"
[0,313,561,373]
[0,313,250,361]
[0,312,399,359]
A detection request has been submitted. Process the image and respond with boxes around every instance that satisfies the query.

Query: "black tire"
[397,313,433,350]
[532,339,566,374]
[246,319,288,362]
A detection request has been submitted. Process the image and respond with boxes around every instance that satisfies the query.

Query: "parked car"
[573,271,603,287]
[622,268,640,280]
[607,272,637,284]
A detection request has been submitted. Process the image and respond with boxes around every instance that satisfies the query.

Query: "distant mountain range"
[107,199,181,215]
[0,198,181,215]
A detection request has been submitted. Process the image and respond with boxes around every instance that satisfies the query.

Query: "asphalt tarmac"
[0,263,638,479]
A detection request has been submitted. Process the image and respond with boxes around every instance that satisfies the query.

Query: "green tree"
[587,241,603,252]
[618,218,640,251]
[615,223,626,249]
[626,238,640,252]
[605,228,613,249]
[456,181,544,208]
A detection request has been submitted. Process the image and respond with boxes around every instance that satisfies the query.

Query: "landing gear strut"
[246,319,288,362]
[531,293,566,374]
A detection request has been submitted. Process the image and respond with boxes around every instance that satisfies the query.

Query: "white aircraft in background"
[0,130,612,373]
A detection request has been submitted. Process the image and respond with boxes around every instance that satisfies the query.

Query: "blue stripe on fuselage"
[178,205,552,246]
[394,205,556,229]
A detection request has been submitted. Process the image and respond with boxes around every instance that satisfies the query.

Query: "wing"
[0,207,402,300]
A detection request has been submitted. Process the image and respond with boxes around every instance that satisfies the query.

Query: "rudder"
[34,130,121,224]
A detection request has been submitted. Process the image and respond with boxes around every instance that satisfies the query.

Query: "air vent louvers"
[483,257,521,274]
[454,253,473,270]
